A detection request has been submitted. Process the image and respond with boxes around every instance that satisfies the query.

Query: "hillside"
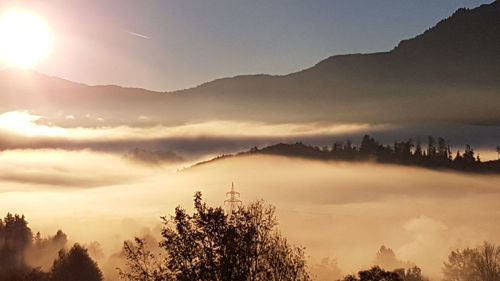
[173,1,500,124]
[190,138,500,174]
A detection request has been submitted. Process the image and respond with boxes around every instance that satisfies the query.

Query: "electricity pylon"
[224,182,242,213]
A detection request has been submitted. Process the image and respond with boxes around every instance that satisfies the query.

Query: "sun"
[0,9,53,68]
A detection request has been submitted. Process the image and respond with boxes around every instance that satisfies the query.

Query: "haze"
[1,151,499,280]
[0,1,499,281]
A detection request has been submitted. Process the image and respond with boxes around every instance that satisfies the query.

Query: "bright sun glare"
[0,9,53,68]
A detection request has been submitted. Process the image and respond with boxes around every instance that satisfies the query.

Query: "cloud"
[123,148,185,165]
[1,111,499,161]
[0,111,376,140]
[0,149,146,189]
[0,110,387,159]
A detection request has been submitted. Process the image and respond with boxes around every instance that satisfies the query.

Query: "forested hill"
[191,136,500,174]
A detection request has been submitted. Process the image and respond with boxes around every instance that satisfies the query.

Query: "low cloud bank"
[1,110,499,161]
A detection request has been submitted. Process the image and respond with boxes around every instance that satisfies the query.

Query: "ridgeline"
[192,135,500,174]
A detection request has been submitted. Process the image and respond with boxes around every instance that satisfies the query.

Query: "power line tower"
[224,182,242,213]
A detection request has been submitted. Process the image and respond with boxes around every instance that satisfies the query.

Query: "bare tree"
[118,238,171,281]
[474,242,500,281]
[443,242,500,281]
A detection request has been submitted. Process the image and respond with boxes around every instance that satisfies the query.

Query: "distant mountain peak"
[392,0,500,58]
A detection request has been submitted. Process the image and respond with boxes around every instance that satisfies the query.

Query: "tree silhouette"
[360,135,379,155]
[474,242,500,281]
[414,138,423,158]
[463,144,475,164]
[27,229,68,272]
[443,242,500,281]
[341,266,402,281]
[0,213,33,278]
[50,244,103,281]
[437,137,450,160]
[394,267,427,281]
[120,192,310,281]
[119,238,171,281]
[374,246,405,270]
[230,134,500,174]
[427,136,437,158]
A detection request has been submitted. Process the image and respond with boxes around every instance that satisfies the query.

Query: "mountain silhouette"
[173,0,500,124]
[1,1,499,126]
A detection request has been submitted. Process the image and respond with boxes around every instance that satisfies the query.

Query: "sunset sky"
[0,0,491,91]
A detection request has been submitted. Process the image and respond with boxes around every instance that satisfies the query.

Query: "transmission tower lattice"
[224,182,242,213]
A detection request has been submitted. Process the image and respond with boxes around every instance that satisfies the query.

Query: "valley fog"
[1,149,499,280]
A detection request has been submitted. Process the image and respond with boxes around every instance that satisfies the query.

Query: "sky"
[0,0,492,91]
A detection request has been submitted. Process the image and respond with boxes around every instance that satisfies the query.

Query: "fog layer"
[1,149,499,279]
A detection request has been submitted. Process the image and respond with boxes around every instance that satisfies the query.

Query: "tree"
[360,135,379,155]
[474,242,500,281]
[463,144,475,163]
[0,213,33,277]
[437,137,449,160]
[427,136,437,158]
[394,266,427,281]
[374,246,405,270]
[119,238,171,281]
[332,142,343,153]
[414,138,423,157]
[50,244,103,281]
[443,242,500,281]
[394,140,414,161]
[443,248,481,281]
[341,266,402,281]
[344,140,354,153]
[0,214,73,281]
[27,230,68,272]
[120,192,311,281]
[496,145,500,160]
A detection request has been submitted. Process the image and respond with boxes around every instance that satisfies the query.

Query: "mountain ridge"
[167,1,500,124]
[189,140,500,175]
[0,1,498,126]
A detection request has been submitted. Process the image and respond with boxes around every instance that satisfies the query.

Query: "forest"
[197,135,500,174]
[1,193,499,281]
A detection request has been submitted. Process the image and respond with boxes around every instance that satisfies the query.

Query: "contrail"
[127,31,150,39]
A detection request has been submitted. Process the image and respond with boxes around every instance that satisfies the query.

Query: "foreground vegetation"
[119,192,310,281]
[0,214,101,281]
[1,194,500,281]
